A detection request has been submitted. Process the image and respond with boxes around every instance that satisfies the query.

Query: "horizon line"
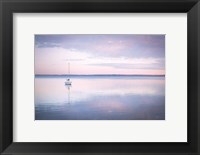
[35,74,165,76]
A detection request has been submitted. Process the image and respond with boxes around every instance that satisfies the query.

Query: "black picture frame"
[0,0,200,154]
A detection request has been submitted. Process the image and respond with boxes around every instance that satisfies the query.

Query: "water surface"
[35,75,165,120]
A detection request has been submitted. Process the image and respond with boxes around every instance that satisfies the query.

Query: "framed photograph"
[0,0,200,154]
[34,34,165,121]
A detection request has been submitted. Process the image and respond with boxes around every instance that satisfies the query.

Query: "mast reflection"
[65,85,71,104]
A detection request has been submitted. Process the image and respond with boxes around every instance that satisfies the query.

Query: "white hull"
[65,81,72,85]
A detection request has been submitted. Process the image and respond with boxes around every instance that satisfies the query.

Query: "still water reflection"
[35,75,165,120]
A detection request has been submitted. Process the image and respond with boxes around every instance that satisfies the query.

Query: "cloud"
[35,41,62,48]
[35,34,165,59]
[89,57,164,70]
[91,63,163,70]
[63,58,85,61]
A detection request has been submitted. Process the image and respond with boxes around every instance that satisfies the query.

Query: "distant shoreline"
[35,74,165,77]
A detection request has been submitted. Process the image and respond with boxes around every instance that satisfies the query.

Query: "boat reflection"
[65,84,71,104]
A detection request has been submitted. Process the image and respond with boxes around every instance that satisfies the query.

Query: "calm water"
[35,75,165,120]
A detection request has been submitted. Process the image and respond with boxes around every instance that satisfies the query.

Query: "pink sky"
[35,34,165,75]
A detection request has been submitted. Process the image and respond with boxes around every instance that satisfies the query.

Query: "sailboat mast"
[68,62,70,76]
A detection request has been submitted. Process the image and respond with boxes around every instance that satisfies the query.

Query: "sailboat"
[65,62,72,85]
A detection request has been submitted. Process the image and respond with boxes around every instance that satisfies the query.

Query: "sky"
[35,34,165,75]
